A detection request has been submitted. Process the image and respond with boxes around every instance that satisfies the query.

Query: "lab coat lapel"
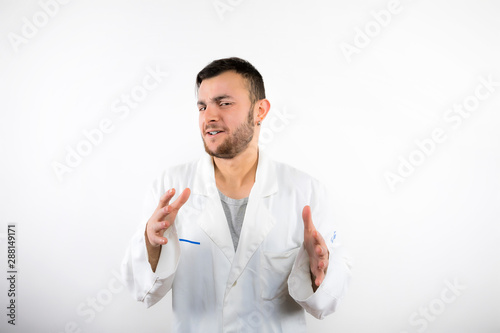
[193,155,235,263]
[225,152,278,291]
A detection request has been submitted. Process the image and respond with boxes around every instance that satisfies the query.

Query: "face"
[197,71,257,159]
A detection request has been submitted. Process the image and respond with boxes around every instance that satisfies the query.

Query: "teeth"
[209,131,220,135]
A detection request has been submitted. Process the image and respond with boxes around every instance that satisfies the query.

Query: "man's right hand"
[145,188,191,271]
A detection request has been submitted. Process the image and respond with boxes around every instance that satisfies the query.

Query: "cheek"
[225,113,244,127]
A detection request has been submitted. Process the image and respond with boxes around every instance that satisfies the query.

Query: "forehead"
[198,71,249,100]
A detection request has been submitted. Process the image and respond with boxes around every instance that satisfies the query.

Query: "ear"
[255,99,271,125]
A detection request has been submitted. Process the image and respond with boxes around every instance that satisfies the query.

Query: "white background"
[1,0,499,332]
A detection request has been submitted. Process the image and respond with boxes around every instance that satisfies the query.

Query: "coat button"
[232,280,237,287]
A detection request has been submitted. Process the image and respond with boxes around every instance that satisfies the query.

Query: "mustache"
[204,123,228,131]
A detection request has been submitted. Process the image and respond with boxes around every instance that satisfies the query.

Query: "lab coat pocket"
[260,247,300,300]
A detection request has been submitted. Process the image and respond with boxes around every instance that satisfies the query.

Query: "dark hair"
[196,57,266,105]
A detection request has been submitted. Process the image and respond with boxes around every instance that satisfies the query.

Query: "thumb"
[302,205,314,231]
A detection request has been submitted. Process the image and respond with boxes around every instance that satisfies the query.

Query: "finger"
[157,188,176,209]
[169,188,191,211]
[302,205,314,231]
[156,188,191,222]
[314,269,326,287]
[155,204,173,221]
[315,244,324,257]
[317,257,329,270]
[152,220,170,233]
[146,224,169,246]
[312,230,328,254]
[151,234,168,246]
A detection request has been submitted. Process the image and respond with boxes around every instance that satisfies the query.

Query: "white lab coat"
[121,152,351,332]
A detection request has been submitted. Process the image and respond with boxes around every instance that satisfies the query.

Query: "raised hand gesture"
[302,205,329,292]
[145,188,191,271]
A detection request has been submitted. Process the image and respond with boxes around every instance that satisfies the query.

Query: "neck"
[212,146,259,199]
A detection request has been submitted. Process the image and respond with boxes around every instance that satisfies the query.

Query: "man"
[121,57,351,332]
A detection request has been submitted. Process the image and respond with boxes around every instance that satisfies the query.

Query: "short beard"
[203,106,255,159]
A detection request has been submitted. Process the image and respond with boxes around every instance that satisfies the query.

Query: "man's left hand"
[302,205,329,292]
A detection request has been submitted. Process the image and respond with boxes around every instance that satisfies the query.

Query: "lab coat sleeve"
[287,181,352,319]
[121,177,182,308]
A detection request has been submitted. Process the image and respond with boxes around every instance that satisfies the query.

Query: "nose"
[203,104,219,123]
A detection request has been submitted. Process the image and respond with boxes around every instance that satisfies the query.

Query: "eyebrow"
[197,94,232,106]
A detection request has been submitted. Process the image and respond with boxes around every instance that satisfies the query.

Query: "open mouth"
[207,130,224,136]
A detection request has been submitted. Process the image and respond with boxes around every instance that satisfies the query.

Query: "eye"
[199,106,206,111]
[220,102,232,107]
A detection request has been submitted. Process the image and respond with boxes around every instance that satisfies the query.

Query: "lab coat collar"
[253,150,279,197]
[192,150,279,292]
[191,150,278,198]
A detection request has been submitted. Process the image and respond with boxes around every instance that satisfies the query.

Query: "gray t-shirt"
[218,190,248,251]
